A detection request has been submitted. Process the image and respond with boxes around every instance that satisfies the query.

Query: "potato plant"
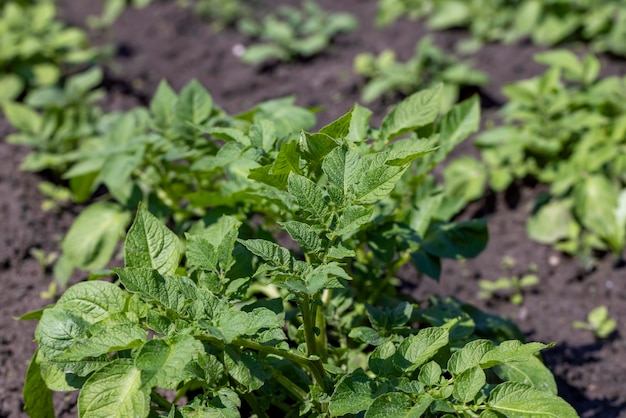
[23,92,577,416]
[0,0,96,101]
[376,0,626,56]
[474,50,626,260]
[353,36,487,110]
[237,1,357,64]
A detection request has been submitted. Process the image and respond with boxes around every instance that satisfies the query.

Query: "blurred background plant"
[353,36,487,110]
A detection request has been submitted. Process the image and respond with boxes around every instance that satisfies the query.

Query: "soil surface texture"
[2,1,626,417]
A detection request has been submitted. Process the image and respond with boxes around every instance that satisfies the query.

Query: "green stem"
[299,295,331,393]
[241,392,269,418]
[150,390,172,411]
[197,334,331,393]
[315,292,329,361]
[274,373,308,402]
[300,295,319,358]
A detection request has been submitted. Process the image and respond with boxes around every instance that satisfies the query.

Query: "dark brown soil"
[2,0,626,416]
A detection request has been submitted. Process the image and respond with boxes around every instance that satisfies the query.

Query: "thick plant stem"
[315,291,329,361]
[299,295,331,393]
[300,295,319,357]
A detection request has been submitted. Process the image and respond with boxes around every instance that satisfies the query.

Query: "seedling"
[38,182,72,212]
[237,1,357,64]
[29,248,58,273]
[479,257,540,305]
[573,306,617,339]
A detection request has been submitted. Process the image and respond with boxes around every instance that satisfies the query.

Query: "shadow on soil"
[545,341,626,418]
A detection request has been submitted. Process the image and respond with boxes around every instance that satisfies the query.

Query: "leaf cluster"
[376,0,626,56]
[354,36,488,110]
[0,0,96,101]
[237,1,358,64]
[475,50,626,259]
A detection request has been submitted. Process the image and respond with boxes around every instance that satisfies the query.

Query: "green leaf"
[448,339,494,376]
[385,137,440,166]
[272,140,301,176]
[299,131,339,162]
[192,216,242,273]
[418,361,441,386]
[238,239,296,271]
[332,205,373,237]
[224,347,267,392]
[287,173,329,221]
[365,392,431,418]
[185,237,218,272]
[440,157,487,220]
[175,79,213,126]
[353,165,407,205]
[319,107,353,139]
[527,200,575,244]
[78,360,150,418]
[37,355,87,391]
[330,368,384,416]
[282,220,323,253]
[60,202,130,270]
[574,175,622,252]
[300,262,350,294]
[493,356,558,395]
[453,366,485,403]
[150,80,177,130]
[437,96,480,155]
[369,341,398,377]
[23,350,55,418]
[36,307,101,359]
[534,50,583,80]
[0,74,24,101]
[394,327,448,372]
[379,84,443,142]
[349,327,387,346]
[125,204,183,275]
[421,219,487,259]
[322,144,362,198]
[55,281,129,323]
[115,268,197,313]
[56,316,145,361]
[135,335,204,389]
[3,101,42,134]
[480,341,549,369]
[347,104,373,143]
[488,382,578,418]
